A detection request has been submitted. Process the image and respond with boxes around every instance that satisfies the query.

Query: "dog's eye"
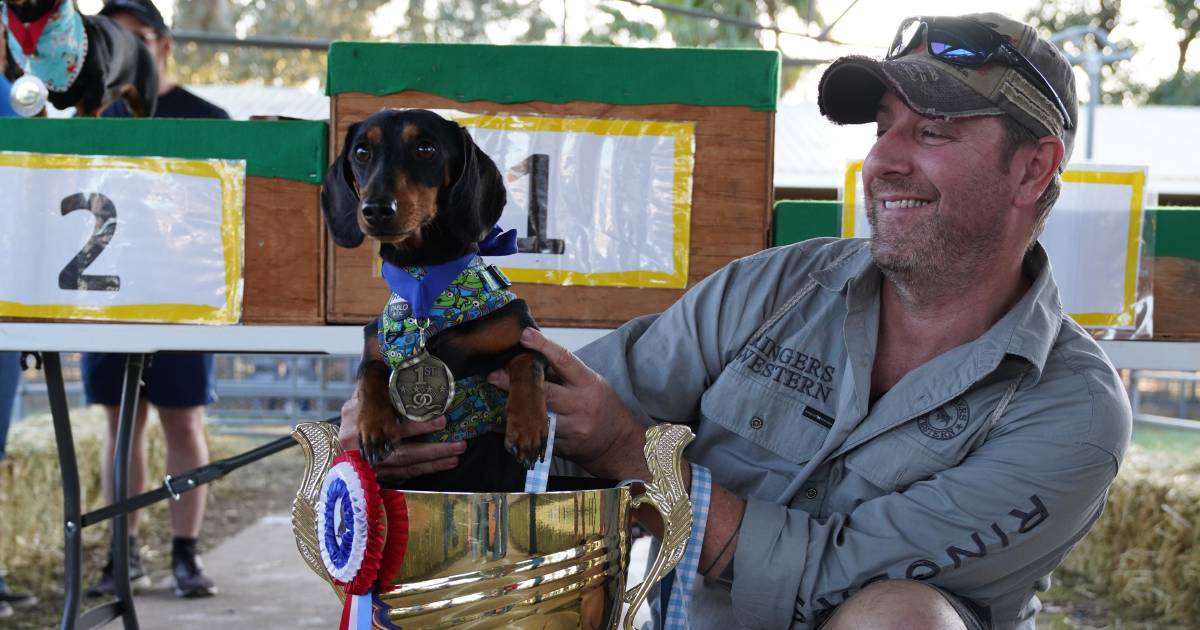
[414,142,437,160]
[353,145,371,162]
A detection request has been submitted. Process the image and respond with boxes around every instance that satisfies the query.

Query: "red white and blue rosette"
[317,451,386,595]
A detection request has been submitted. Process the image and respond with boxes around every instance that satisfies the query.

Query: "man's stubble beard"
[867,182,1010,295]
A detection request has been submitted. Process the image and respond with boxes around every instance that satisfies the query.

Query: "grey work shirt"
[575,237,1131,629]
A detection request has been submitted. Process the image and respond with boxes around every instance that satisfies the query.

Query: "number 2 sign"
[0,152,245,324]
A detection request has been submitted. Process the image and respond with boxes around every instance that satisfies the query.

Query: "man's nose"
[863,126,914,182]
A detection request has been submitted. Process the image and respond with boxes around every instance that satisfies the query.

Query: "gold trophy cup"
[291,422,696,629]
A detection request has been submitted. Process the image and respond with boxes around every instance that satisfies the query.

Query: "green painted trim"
[1149,207,1200,261]
[774,200,840,246]
[0,118,327,184]
[326,43,780,112]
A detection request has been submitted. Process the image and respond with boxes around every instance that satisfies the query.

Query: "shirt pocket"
[699,365,829,466]
[843,428,957,492]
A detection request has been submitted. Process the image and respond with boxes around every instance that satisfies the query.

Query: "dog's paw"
[358,435,395,468]
[357,405,401,467]
[505,414,549,470]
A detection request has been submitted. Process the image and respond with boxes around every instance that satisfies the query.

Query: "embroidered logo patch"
[917,398,970,440]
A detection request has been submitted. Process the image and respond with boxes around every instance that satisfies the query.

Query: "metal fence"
[13,353,359,438]
[10,358,1200,436]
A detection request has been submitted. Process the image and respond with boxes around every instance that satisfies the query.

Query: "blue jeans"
[0,352,21,462]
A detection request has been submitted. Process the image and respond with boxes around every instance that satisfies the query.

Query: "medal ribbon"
[5,0,62,55]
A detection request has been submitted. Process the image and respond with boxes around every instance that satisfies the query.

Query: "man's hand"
[339,390,466,484]
[487,328,650,481]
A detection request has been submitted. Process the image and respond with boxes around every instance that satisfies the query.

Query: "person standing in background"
[0,24,40,621]
[82,0,228,600]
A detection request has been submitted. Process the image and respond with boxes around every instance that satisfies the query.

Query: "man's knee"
[821,580,967,630]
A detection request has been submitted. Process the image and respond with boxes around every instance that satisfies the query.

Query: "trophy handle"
[621,423,696,630]
[290,421,346,599]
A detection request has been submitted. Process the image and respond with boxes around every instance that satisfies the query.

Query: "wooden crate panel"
[242,177,323,324]
[326,91,777,326]
[1151,256,1200,340]
[0,117,328,326]
[326,91,775,326]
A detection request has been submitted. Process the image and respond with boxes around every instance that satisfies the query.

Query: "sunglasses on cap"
[887,16,1073,131]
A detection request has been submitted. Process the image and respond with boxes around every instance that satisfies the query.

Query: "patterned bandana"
[3,0,87,92]
[378,256,517,442]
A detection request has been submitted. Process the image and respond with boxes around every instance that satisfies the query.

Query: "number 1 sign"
[454,114,696,289]
[0,151,245,324]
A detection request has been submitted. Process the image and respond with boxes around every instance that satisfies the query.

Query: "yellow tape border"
[453,114,695,289]
[840,161,1146,329]
[0,152,245,324]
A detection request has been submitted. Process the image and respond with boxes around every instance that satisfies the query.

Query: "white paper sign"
[0,152,245,324]
[454,114,695,289]
[841,162,1147,330]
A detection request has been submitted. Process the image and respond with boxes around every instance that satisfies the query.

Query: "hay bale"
[0,408,243,593]
[1061,445,1200,623]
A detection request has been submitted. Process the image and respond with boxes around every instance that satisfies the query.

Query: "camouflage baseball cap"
[818,13,1078,164]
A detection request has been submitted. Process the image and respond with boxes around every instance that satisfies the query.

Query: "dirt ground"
[2,443,304,630]
[1,438,1189,629]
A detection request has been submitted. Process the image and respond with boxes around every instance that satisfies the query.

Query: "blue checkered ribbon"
[663,463,711,630]
[523,413,556,493]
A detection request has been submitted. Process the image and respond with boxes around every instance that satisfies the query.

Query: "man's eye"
[353,145,371,162]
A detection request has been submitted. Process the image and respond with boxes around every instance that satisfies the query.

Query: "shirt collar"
[811,239,873,291]
[984,242,1064,383]
[809,239,1064,384]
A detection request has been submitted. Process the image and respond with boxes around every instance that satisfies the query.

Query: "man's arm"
[731,426,1121,627]
[501,329,1128,628]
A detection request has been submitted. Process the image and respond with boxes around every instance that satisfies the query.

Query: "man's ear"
[1013,136,1065,209]
[320,122,365,248]
[447,125,506,244]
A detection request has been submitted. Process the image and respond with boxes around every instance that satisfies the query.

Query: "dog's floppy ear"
[448,126,507,244]
[320,122,365,248]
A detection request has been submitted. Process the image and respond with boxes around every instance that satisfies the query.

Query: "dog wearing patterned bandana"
[322,108,549,493]
[3,0,157,116]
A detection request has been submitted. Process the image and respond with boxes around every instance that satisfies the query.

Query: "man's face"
[862,91,1017,283]
[109,12,168,67]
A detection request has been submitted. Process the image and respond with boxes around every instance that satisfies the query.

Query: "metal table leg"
[45,352,83,630]
[48,351,146,629]
[109,353,146,630]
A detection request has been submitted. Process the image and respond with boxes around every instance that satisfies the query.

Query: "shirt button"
[750,416,764,430]
[804,487,819,499]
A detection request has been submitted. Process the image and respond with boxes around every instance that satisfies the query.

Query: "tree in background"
[171,0,822,92]
[1023,0,1140,105]
[1147,0,1200,104]
[581,0,823,91]
[1025,0,1200,105]
[173,0,390,86]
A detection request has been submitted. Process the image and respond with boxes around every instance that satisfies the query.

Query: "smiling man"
[339,12,1133,630]
[494,12,1130,630]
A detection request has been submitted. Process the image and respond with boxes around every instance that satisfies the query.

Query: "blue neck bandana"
[379,226,518,319]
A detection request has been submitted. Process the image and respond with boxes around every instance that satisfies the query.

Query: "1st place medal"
[388,322,454,422]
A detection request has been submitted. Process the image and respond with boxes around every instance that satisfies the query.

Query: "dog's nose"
[361,200,397,226]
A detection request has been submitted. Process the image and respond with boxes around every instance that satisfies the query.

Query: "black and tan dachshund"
[3,0,157,116]
[321,108,549,492]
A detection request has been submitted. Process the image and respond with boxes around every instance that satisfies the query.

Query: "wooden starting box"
[324,43,780,327]
[775,200,1200,340]
[0,117,327,324]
